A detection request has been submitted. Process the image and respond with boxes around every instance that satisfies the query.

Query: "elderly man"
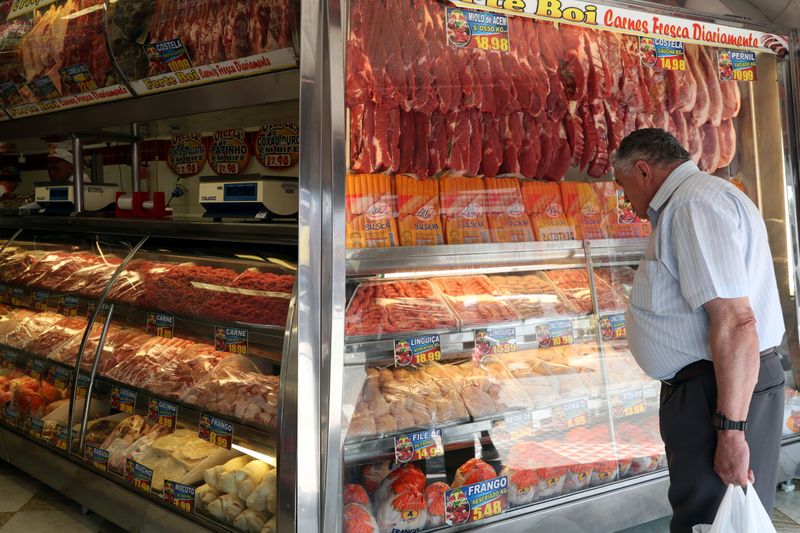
[612,128,785,532]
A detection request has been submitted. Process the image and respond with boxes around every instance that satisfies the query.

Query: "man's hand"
[714,430,755,486]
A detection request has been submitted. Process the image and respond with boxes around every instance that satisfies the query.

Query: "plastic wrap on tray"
[95,328,154,374]
[180,357,279,430]
[345,280,458,337]
[23,315,87,357]
[521,181,575,241]
[594,266,636,302]
[0,250,44,283]
[103,337,196,388]
[430,276,519,327]
[444,355,530,418]
[348,363,469,438]
[488,273,575,320]
[502,348,594,405]
[0,309,36,339]
[1,311,63,348]
[47,322,107,369]
[505,442,569,501]
[543,269,624,314]
[56,260,121,298]
[146,343,232,400]
[396,175,444,246]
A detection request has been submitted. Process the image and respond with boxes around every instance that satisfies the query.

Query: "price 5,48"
[472,500,503,522]
[474,36,509,52]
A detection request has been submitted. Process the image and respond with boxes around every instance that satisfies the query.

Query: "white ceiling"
[669,0,800,28]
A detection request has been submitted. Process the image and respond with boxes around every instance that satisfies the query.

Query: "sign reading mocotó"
[209,129,250,175]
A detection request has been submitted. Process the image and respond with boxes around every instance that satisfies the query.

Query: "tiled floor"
[0,461,123,533]
[618,480,800,532]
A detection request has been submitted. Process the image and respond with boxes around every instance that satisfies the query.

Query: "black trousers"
[659,351,785,533]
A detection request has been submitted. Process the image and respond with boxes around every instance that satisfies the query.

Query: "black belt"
[661,347,778,387]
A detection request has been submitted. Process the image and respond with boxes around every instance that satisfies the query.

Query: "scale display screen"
[49,187,70,201]
[223,182,258,202]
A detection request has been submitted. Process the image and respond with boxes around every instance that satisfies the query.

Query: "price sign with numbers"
[599,314,626,341]
[4,405,17,426]
[110,386,137,414]
[446,7,510,53]
[125,459,153,492]
[50,365,72,392]
[209,129,250,175]
[31,290,49,311]
[2,350,16,370]
[199,414,233,450]
[57,64,97,95]
[552,399,589,431]
[87,301,110,320]
[394,335,441,367]
[639,37,686,70]
[143,39,193,74]
[718,49,757,82]
[146,312,174,339]
[53,424,68,451]
[612,389,647,419]
[85,446,109,472]
[10,286,26,306]
[57,295,79,316]
[148,399,177,431]
[445,476,508,526]
[536,320,573,348]
[491,410,534,448]
[255,122,300,170]
[26,416,44,440]
[167,134,206,177]
[163,480,195,512]
[76,373,90,398]
[394,429,444,463]
[214,327,248,355]
[473,327,516,362]
[27,358,46,380]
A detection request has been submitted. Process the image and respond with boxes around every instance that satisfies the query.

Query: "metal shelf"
[345,239,648,277]
[0,69,300,139]
[0,215,298,246]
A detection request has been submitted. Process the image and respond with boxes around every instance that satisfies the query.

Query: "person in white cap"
[46,146,91,183]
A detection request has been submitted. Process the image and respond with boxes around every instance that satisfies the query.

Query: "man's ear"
[634,160,650,182]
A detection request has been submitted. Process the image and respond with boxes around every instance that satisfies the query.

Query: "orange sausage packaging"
[395,175,444,246]
[484,177,534,243]
[346,173,399,248]
[439,175,491,245]
[559,182,608,240]
[521,181,575,241]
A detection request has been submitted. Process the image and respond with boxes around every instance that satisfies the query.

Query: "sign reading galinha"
[451,0,783,52]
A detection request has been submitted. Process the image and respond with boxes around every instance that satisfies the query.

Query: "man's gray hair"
[612,128,690,172]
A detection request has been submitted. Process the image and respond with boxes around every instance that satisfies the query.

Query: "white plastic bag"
[692,483,775,533]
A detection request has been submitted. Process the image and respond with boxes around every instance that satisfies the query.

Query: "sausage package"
[395,175,444,246]
[559,182,608,240]
[430,275,519,327]
[346,174,399,248]
[484,177,535,243]
[439,175,491,245]
[521,181,575,241]
[596,182,652,239]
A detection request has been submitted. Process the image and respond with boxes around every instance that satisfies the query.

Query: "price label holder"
[473,327,516,362]
[26,416,44,440]
[445,6,510,52]
[87,301,111,320]
[57,295,79,316]
[612,389,647,419]
[551,399,589,431]
[53,424,69,451]
[27,358,46,380]
[143,39,193,74]
[214,327,248,355]
[638,37,686,70]
[148,399,177,431]
[394,429,444,463]
[394,335,441,367]
[31,290,49,311]
[10,286,27,306]
[718,49,757,82]
[1,405,14,426]
[125,458,154,493]
[199,413,233,450]
[76,373,90,398]
[2,350,16,370]
[110,386,137,414]
[163,480,195,513]
[490,410,534,449]
[599,314,626,341]
[58,64,97,94]
[50,365,72,392]
[445,476,508,526]
[535,320,574,348]
[146,312,175,339]
[85,445,110,472]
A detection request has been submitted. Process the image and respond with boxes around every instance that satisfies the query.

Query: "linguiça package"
[395,175,444,246]
[559,182,608,240]
[430,276,520,327]
[543,269,624,315]
[521,181,575,241]
[488,273,576,321]
[439,175,490,245]
[484,177,535,243]
[346,173,399,248]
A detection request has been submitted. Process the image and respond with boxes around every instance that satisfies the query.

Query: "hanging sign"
[199,414,233,450]
[125,459,154,492]
[535,320,574,348]
[394,335,441,367]
[110,386,137,415]
[445,476,508,526]
[473,327,516,361]
[4,405,18,426]
[445,7,510,52]
[718,49,757,82]
[87,301,111,320]
[394,429,444,463]
[50,365,72,393]
[76,373,90,398]
[146,312,175,339]
[255,122,300,169]
[214,327,248,355]
[449,0,787,54]
[7,0,60,19]
[143,39,193,74]
[209,129,251,175]
[4,85,131,119]
[57,295,79,316]
[167,134,206,177]
[147,399,177,431]
[163,481,195,513]
[639,37,685,70]
[58,65,98,96]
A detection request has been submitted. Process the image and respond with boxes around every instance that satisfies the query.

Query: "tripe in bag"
[693,482,776,533]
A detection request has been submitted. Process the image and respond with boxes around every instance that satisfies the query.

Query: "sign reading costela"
[450,0,786,53]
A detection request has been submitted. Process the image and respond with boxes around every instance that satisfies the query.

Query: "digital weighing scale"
[34,182,121,215]
[199,175,299,220]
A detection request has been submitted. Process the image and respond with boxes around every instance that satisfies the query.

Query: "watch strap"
[711,412,747,431]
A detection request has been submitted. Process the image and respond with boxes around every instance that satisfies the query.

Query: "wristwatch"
[711,411,748,431]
